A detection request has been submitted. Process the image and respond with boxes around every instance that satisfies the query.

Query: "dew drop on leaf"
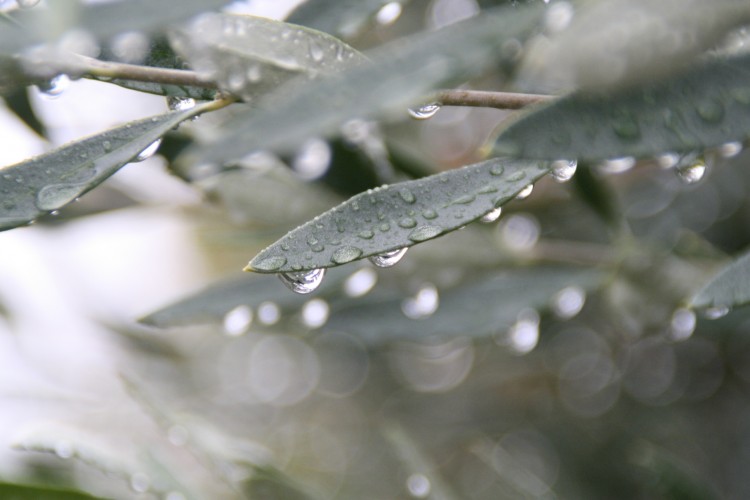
[408,225,442,242]
[597,157,635,175]
[398,217,418,228]
[130,473,150,493]
[36,183,85,211]
[399,188,416,204]
[408,102,441,120]
[480,207,502,223]
[489,164,505,176]
[656,152,680,169]
[702,305,730,320]
[167,96,196,112]
[332,245,363,264]
[369,247,408,268]
[515,184,533,200]
[550,159,577,183]
[422,209,438,219]
[308,41,324,63]
[38,74,70,99]
[251,255,287,272]
[135,138,162,162]
[279,268,326,294]
[675,157,706,184]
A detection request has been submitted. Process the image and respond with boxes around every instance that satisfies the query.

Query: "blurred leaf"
[495,54,750,162]
[169,13,366,102]
[0,101,214,232]
[287,0,411,38]
[179,4,544,166]
[572,163,621,228]
[247,158,549,274]
[242,465,324,500]
[325,266,600,343]
[0,483,101,500]
[4,86,46,138]
[0,55,28,95]
[689,248,750,311]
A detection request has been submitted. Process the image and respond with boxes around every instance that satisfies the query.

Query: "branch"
[433,89,552,110]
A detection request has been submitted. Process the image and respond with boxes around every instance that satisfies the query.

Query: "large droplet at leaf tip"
[278,268,326,294]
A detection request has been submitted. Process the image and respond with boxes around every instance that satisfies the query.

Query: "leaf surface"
[690,249,750,311]
[287,0,411,37]
[247,158,549,274]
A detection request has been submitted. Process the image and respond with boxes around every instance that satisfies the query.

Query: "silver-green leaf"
[0,101,213,231]
[495,53,750,162]
[690,249,750,312]
[247,158,549,274]
[287,0,411,38]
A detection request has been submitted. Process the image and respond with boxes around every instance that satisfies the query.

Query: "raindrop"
[408,225,442,242]
[515,184,534,200]
[167,96,196,112]
[399,188,416,204]
[506,309,540,354]
[675,157,706,184]
[398,217,417,228]
[480,207,502,223]
[358,230,374,240]
[369,247,407,268]
[38,74,70,99]
[223,305,253,337]
[36,183,85,211]
[251,255,287,272]
[696,99,724,123]
[489,164,505,176]
[376,2,403,25]
[130,473,150,493]
[598,156,635,174]
[257,301,282,324]
[402,284,439,319]
[301,298,329,329]
[669,308,696,341]
[718,141,743,158]
[293,138,331,181]
[499,213,540,251]
[551,159,577,183]
[406,473,431,498]
[551,286,586,319]
[279,268,326,294]
[54,440,73,459]
[422,209,438,219]
[17,0,41,8]
[408,102,441,120]
[332,246,363,264]
[344,267,378,296]
[703,305,730,320]
[134,139,162,162]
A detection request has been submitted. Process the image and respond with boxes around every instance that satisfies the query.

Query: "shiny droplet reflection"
[223,305,253,336]
[408,102,441,120]
[515,184,534,200]
[703,305,730,320]
[134,139,162,162]
[499,213,540,252]
[406,473,431,498]
[376,1,403,25]
[669,308,696,341]
[369,247,408,268]
[598,157,635,175]
[343,267,378,297]
[550,159,577,183]
[301,298,330,329]
[38,74,70,99]
[506,309,540,354]
[480,207,502,223]
[675,157,707,184]
[402,284,439,319]
[293,138,332,181]
[551,286,586,319]
[279,268,325,294]
[167,96,196,112]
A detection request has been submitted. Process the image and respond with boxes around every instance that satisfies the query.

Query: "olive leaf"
[178,4,544,167]
[689,248,750,312]
[495,53,750,162]
[169,13,366,103]
[247,158,549,274]
[0,101,214,231]
[287,0,411,38]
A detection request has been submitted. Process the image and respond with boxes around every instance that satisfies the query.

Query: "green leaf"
[287,0,411,38]
[169,13,366,103]
[0,483,102,500]
[4,87,47,138]
[179,4,544,167]
[495,53,750,162]
[689,249,750,312]
[247,158,549,274]
[0,101,213,232]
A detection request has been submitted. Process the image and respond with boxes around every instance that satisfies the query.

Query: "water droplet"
[54,440,73,459]
[675,157,706,184]
[480,207,502,223]
[408,225,442,242]
[332,246,363,264]
[252,255,287,272]
[246,64,262,83]
[257,301,282,324]
[489,164,505,176]
[102,140,112,152]
[408,102,441,120]
[135,138,162,162]
[279,268,325,294]
[301,298,329,329]
[17,0,41,8]
[376,1,403,25]
[309,41,324,62]
[507,170,526,182]
[358,230,374,239]
[612,115,640,140]
[598,157,635,174]
[452,194,476,205]
[402,284,439,319]
[379,223,391,232]
[36,183,85,211]
[130,473,150,493]
[669,308,696,341]
[506,309,540,354]
[515,184,533,200]
[399,188,416,204]
[344,267,378,296]
[500,213,540,251]
[398,217,417,228]
[38,74,70,99]
[696,99,724,123]
[656,152,680,169]
[293,138,331,180]
[406,473,431,498]
[551,286,585,319]
[223,305,253,336]
[703,305,730,320]
[369,247,408,268]
[167,96,196,112]
[718,141,743,158]
[422,209,437,219]
[551,159,577,183]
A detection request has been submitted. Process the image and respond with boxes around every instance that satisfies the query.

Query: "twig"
[434,89,552,110]
[75,55,218,89]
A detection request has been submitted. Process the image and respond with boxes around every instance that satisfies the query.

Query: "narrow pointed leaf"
[495,54,750,162]
[287,0,411,38]
[179,5,544,167]
[247,158,549,274]
[169,13,366,103]
[690,249,750,311]
[0,101,213,231]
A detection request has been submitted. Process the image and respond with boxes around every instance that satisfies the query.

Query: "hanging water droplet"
[344,267,378,296]
[36,183,85,211]
[376,1,403,25]
[279,268,326,294]
[675,157,706,184]
[550,159,577,183]
[480,207,502,223]
[38,74,70,99]
[332,245,363,264]
[598,156,635,175]
[257,301,282,324]
[134,138,162,162]
[309,41,324,62]
[369,247,407,268]
[551,286,585,319]
[406,473,431,498]
[703,305,730,320]
[402,284,439,319]
[669,307,696,341]
[17,0,41,8]
[301,298,329,329]
[408,102,441,120]
[167,96,196,112]
[515,184,533,200]
[718,141,743,158]
[293,138,331,181]
[408,225,442,242]
[223,305,253,337]
[506,309,540,354]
